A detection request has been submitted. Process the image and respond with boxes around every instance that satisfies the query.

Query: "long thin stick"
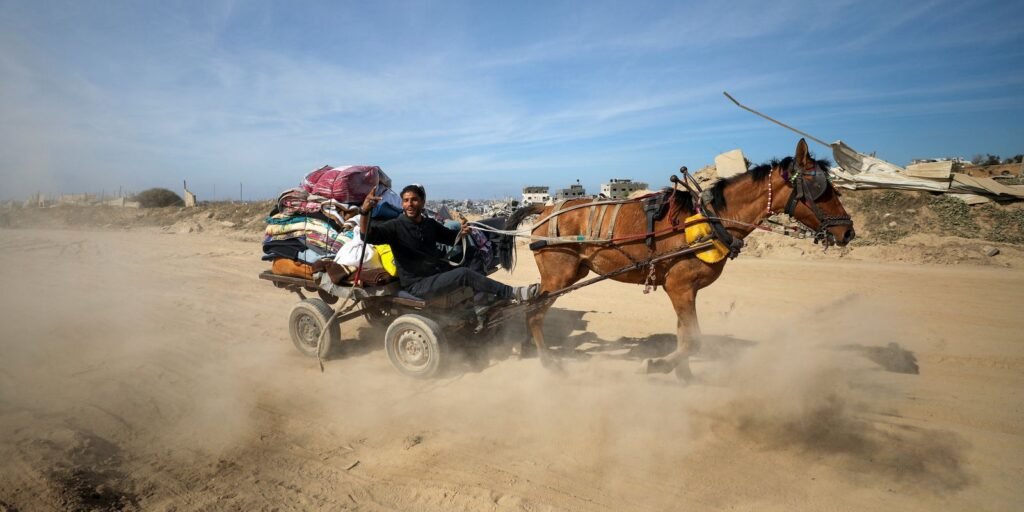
[722,91,831,148]
[353,178,381,286]
[354,215,371,286]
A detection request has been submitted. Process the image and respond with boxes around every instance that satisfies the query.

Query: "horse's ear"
[795,138,811,169]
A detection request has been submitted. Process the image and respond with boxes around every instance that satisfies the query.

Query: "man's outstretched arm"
[358,192,381,237]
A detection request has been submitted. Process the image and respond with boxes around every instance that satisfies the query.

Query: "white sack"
[333,220,382,268]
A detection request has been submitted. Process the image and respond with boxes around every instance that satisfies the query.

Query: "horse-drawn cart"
[258,270,510,379]
[259,140,856,382]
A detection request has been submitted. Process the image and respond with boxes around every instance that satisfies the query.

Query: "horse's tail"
[505,203,544,231]
[494,204,544,271]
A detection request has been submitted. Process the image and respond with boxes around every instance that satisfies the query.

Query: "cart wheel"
[288,298,339,358]
[385,314,445,378]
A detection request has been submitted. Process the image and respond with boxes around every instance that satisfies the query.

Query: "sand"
[1,226,1022,511]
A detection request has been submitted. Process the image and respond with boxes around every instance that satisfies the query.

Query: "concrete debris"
[713,149,748,179]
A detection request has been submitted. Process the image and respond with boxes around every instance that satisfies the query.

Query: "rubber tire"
[385,314,446,379]
[288,298,339,359]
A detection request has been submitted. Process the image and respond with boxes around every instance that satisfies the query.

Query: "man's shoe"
[512,283,540,304]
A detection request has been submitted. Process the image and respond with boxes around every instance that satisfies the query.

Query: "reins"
[466,162,856,312]
[469,161,853,290]
[483,239,717,328]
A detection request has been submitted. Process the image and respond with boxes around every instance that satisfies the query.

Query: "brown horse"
[506,139,855,380]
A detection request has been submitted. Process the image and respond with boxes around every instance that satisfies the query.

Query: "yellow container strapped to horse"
[682,213,730,264]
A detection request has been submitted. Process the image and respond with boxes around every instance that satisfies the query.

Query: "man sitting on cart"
[359,184,538,304]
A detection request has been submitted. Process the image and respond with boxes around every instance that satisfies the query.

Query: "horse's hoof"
[540,355,567,377]
[513,342,537,360]
[674,364,696,383]
[640,358,674,374]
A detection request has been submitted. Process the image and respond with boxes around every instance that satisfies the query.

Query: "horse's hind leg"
[643,282,700,382]
[526,252,587,372]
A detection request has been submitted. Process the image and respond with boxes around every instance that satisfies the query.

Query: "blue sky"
[1,0,1022,201]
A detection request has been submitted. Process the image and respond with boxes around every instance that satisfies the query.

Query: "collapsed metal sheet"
[829,140,951,192]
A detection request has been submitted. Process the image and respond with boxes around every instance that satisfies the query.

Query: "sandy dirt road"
[1,227,1022,511]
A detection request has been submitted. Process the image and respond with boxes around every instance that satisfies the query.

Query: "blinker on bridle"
[778,160,852,246]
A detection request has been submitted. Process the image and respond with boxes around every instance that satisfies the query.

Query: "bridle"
[768,160,853,246]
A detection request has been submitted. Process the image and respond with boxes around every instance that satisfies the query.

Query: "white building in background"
[600,178,648,199]
[521,186,550,205]
[554,180,588,200]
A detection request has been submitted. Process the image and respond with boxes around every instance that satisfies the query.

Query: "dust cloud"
[699,294,971,492]
[0,228,995,510]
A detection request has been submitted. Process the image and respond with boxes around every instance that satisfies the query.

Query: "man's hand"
[459,222,472,237]
[361,192,381,215]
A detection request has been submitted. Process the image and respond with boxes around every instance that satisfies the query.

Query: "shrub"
[979,205,1024,244]
[928,195,977,238]
[134,188,184,208]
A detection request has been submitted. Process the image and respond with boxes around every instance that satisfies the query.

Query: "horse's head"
[777,139,855,247]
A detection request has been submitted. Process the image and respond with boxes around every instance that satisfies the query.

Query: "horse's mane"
[665,155,831,213]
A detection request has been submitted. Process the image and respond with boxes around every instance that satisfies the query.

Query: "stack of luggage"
[262,165,400,285]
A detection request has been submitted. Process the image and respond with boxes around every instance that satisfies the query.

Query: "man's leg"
[407,268,513,300]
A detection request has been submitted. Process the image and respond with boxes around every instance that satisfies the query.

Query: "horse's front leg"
[643,279,700,383]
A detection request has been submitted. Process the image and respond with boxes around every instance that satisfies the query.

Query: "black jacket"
[364,215,457,287]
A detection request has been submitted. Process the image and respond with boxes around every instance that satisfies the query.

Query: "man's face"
[401,191,424,218]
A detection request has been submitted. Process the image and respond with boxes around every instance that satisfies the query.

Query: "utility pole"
[239,182,243,202]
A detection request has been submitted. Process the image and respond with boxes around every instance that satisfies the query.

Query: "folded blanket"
[271,258,314,280]
[262,238,306,261]
[321,201,362,227]
[265,216,339,238]
[356,268,395,286]
[311,260,394,286]
[276,188,325,217]
[312,260,352,285]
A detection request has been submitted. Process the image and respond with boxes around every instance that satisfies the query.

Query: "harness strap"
[605,203,623,239]
[780,163,853,245]
[784,172,804,216]
[680,170,742,259]
[642,193,667,248]
[531,198,635,230]
[592,204,609,239]
[707,213,743,258]
[548,199,569,238]
[584,198,601,240]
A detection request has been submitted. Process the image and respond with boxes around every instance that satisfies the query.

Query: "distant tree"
[1004,154,1023,164]
[970,154,984,165]
[134,188,184,208]
[984,154,1002,166]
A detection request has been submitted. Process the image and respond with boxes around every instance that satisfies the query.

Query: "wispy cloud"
[1,0,1021,199]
